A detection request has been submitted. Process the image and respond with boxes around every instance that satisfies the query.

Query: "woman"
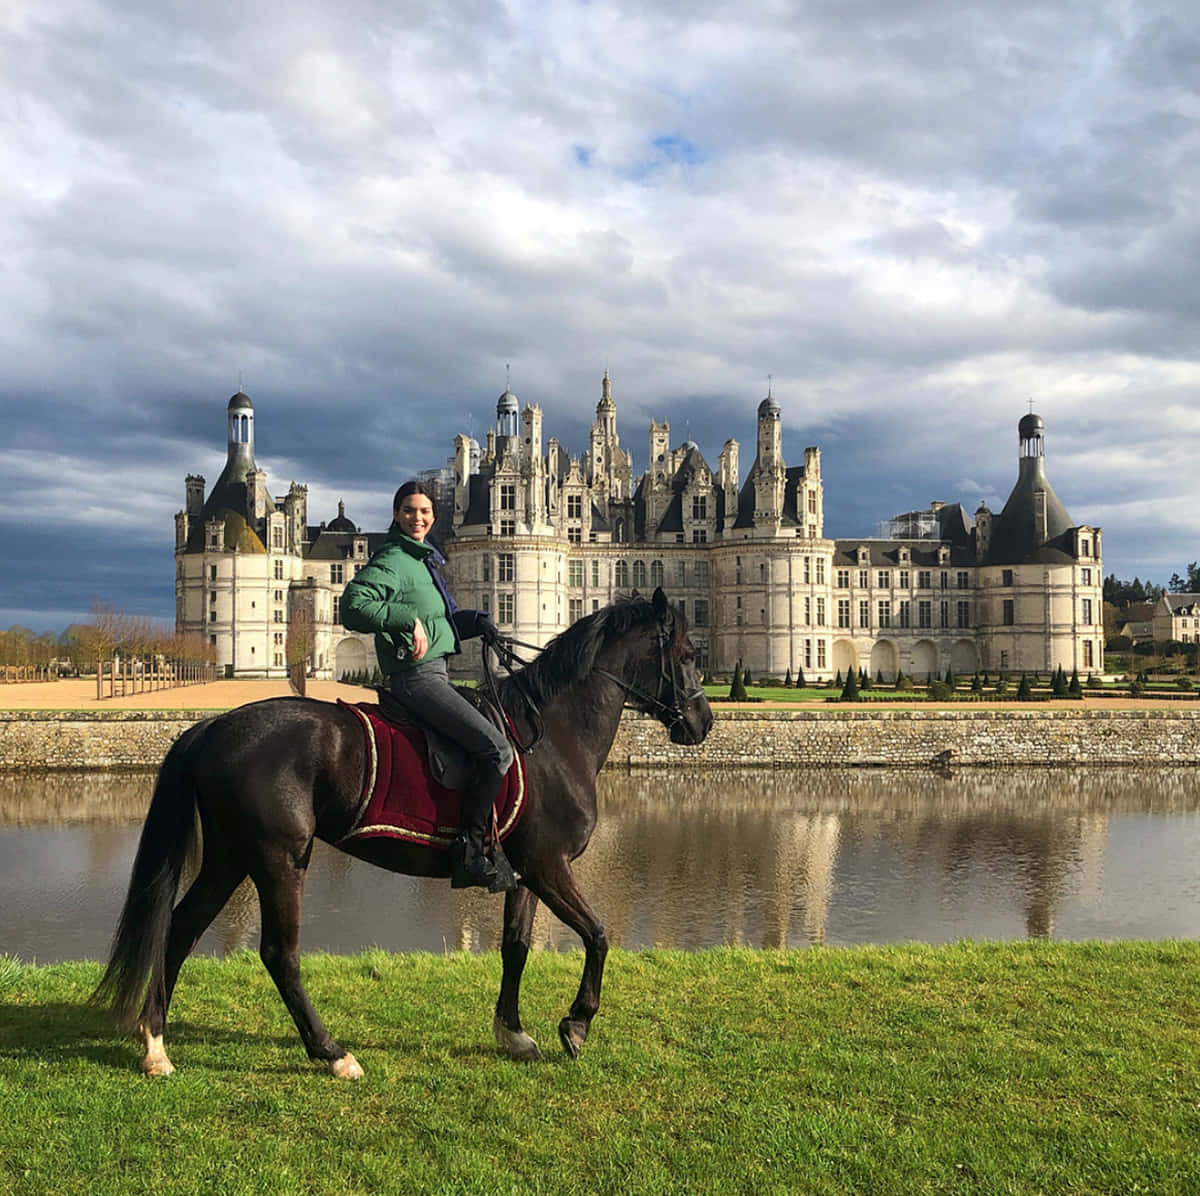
[340,480,516,891]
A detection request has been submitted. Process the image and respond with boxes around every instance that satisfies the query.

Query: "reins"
[481,611,702,755]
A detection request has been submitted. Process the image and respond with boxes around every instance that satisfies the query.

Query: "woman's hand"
[411,617,428,660]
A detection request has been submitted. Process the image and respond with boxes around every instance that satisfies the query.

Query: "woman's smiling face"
[396,493,434,541]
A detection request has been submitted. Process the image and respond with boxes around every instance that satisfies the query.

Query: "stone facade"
[4,707,1198,771]
[176,386,1105,683]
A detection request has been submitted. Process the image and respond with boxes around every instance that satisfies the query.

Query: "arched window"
[632,560,647,589]
[615,560,630,588]
[650,560,664,587]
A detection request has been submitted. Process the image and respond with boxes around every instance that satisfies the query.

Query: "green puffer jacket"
[340,526,473,676]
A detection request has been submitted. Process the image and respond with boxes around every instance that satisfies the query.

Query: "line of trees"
[1104,562,1200,608]
[0,604,217,694]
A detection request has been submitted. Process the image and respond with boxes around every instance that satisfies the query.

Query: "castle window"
[940,601,949,627]
[692,529,707,543]
[615,560,630,588]
[693,560,709,586]
[837,569,850,589]
[957,571,970,589]
[592,560,600,586]
[1081,598,1092,625]
[567,494,583,519]
[1083,641,1094,668]
[274,560,284,581]
[497,593,514,624]
[878,601,891,628]
[837,599,850,628]
[957,601,970,628]
[1081,568,1091,585]
[877,570,890,589]
[918,570,932,589]
[803,557,811,584]
[817,640,826,668]
[816,598,825,625]
[1002,569,1014,586]
[568,527,582,544]
[1003,599,1015,626]
[808,492,817,515]
[693,599,709,627]
[333,596,341,622]
[209,565,217,581]
[500,520,515,537]
[569,598,583,622]
[272,526,283,549]
[919,600,932,628]
[1081,538,1090,556]
[805,596,812,624]
[859,600,869,628]
[633,561,647,588]
[899,600,911,628]
[858,569,868,589]
[497,553,514,582]
[499,484,516,510]
[816,560,825,584]
[692,495,707,520]
[568,560,584,587]
[899,570,910,589]
[650,560,664,587]
[330,564,343,585]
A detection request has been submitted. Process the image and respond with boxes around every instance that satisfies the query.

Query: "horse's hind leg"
[139,852,247,1077]
[253,842,363,1079]
[494,886,542,1061]
[526,861,608,1059]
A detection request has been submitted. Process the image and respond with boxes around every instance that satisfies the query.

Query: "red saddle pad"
[336,701,526,849]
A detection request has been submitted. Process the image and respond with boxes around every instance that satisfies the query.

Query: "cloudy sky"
[2,0,1197,632]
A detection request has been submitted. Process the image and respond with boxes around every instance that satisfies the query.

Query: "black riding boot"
[451,768,518,893]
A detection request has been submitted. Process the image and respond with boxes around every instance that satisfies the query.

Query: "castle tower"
[753,390,785,527]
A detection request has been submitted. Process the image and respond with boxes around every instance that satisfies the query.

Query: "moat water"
[2,766,1198,963]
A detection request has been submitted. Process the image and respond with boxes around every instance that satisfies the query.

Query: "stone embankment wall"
[1,707,1198,771]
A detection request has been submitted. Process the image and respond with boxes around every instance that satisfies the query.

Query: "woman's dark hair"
[392,479,438,521]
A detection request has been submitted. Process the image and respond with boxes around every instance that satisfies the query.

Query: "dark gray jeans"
[387,657,513,780]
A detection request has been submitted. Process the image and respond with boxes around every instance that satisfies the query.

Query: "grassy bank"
[3,943,1198,1195]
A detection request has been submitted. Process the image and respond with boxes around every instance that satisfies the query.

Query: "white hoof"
[494,1015,541,1062]
[138,1028,175,1077]
[329,1053,364,1080]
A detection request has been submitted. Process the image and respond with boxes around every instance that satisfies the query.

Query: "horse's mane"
[498,594,668,709]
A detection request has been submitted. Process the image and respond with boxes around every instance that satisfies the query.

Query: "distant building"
[176,384,1105,681]
[1152,594,1200,645]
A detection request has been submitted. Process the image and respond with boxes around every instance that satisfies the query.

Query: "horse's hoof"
[557,1018,587,1060]
[494,1015,541,1062]
[140,1053,175,1077]
[329,1053,364,1080]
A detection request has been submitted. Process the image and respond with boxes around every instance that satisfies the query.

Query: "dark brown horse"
[94,589,712,1077]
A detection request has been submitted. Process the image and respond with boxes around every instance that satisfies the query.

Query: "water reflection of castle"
[17,769,1196,953]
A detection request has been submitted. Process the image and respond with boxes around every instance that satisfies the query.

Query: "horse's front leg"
[528,861,608,1059]
[493,886,542,1061]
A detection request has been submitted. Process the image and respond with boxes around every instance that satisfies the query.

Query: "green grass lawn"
[2,942,1198,1195]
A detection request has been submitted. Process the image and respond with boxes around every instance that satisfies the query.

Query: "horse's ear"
[652,587,669,621]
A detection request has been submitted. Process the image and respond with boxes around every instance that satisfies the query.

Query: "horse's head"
[639,588,713,746]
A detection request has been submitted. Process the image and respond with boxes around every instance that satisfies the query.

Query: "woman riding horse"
[340,479,515,892]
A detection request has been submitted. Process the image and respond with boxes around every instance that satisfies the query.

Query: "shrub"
[1017,674,1032,700]
[840,667,860,701]
[1069,668,1082,697]
[895,676,915,692]
[927,680,953,701]
[995,675,1009,694]
[796,666,806,689]
[729,661,748,701]
[1129,677,1145,697]
[1052,665,1069,697]
[784,667,792,687]
[1175,676,1194,692]
[1086,674,1102,690]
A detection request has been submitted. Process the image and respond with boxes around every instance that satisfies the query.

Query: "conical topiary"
[841,665,860,701]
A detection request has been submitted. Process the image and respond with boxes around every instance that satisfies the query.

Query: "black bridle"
[481,618,703,750]
[595,621,705,735]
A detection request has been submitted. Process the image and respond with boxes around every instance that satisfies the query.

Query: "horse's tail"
[91,718,211,1029]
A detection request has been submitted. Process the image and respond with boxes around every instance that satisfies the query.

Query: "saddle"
[336,694,526,850]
